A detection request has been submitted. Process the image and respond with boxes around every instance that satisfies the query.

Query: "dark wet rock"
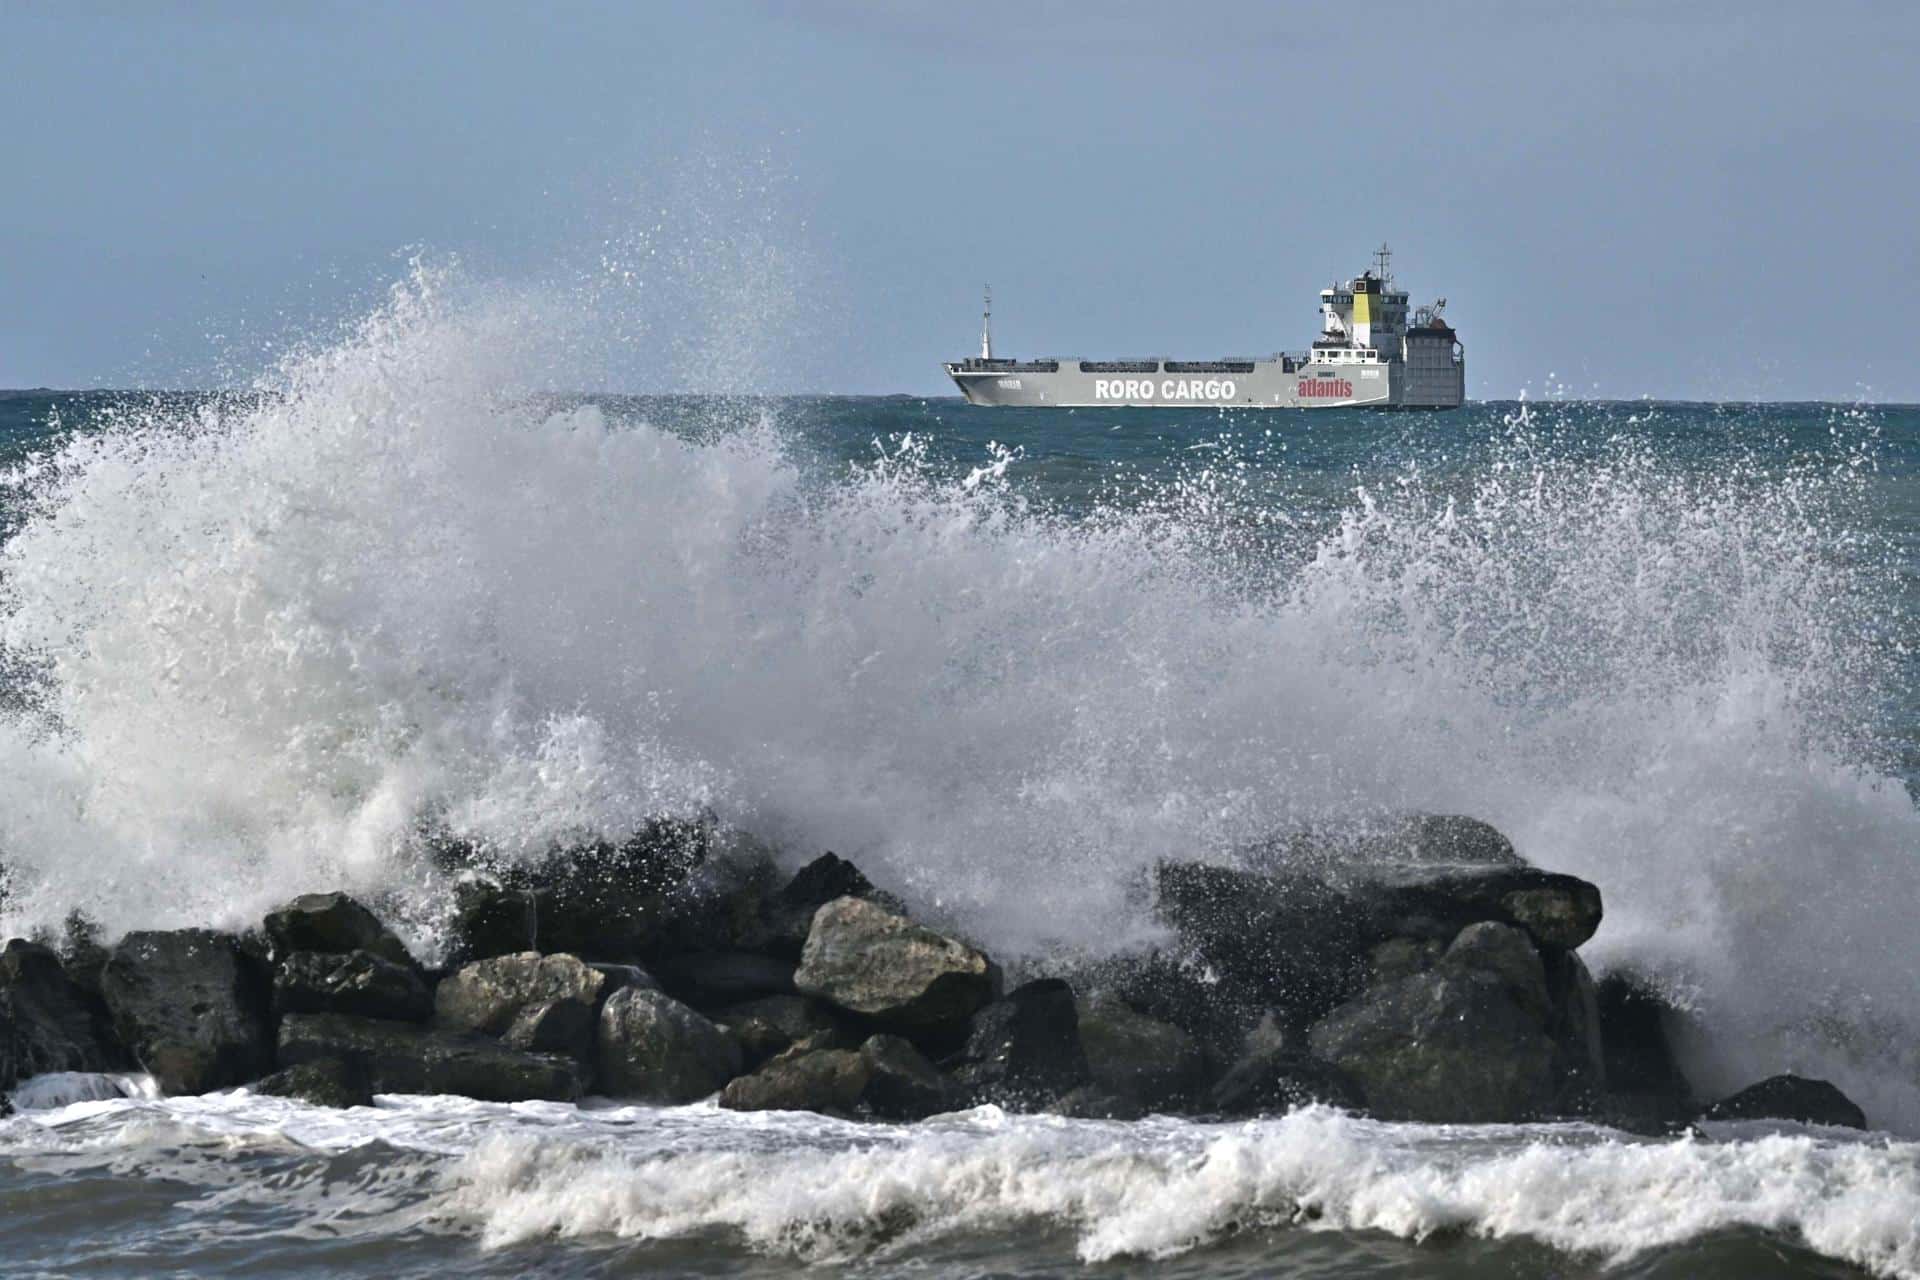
[1348,864,1604,952]
[1702,1074,1867,1130]
[1366,937,1445,989]
[1594,972,1694,1127]
[950,978,1090,1107]
[1152,861,1372,1033]
[1245,813,1525,873]
[595,985,742,1102]
[508,817,712,961]
[446,876,537,965]
[1048,1084,1148,1121]
[793,896,999,1033]
[433,952,613,1038]
[1074,996,1205,1110]
[101,929,272,1095]
[277,1012,582,1102]
[720,1047,870,1114]
[859,1034,950,1120]
[501,999,597,1059]
[765,852,899,954]
[1440,922,1550,1019]
[715,994,847,1069]
[653,949,796,1007]
[55,911,112,998]
[1542,948,1605,1112]
[262,893,414,969]
[273,950,432,1022]
[0,939,130,1079]
[1207,1044,1364,1116]
[253,1057,374,1109]
[1069,947,1262,1060]
[1308,959,1558,1123]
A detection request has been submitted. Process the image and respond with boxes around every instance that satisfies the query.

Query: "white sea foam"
[0,263,1915,1130]
[8,1092,1917,1276]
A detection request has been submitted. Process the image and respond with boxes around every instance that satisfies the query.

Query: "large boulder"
[277,1013,582,1102]
[951,979,1090,1107]
[714,994,848,1068]
[1702,1075,1867,1130]
[764,852,897,955]
[720,1047,871,1114]
[273,950,432,1022]
[1594,972,1694,1128]
[595,986,742,1102]
[262,893,414,968]
[253,1057,374,1109]
[718,1033,950,1120]
[0,940,130,1080]
[1541,948,1605,1112]
[1307,922,1561,1122]
[434,952,613,1034]
[1207,1038,1364,1117]
[1075,997,1206,1111]
[508,818,711,961]
[100,930,272,1095]
[445,876,537,964]
[858,1034,950,1120]
[793,897,998,1034]
[652,950,796,1007]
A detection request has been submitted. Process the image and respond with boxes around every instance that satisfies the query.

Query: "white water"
[0,266,1917,1129]
[4,1089,1916,1275]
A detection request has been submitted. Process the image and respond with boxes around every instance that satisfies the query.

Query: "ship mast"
[980,284,993,359]
[1374,242,1393,286]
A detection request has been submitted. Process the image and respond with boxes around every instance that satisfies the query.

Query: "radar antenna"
[980,285,993,360]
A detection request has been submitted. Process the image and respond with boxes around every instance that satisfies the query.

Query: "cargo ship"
[944,245,1463,409]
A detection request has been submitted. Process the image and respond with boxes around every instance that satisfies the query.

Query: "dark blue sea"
[2,350,1918,1275]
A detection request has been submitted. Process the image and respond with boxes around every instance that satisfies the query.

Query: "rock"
[765,852,894,954]
[273,950,432,1022]
[502,999,597,1059]
[858,1034,950,1120]
[1702,1075,1867,1130]
[1207,1045,1365,1116]
[1070,947,1263,1060]
[1366,937,1445,989]
[714,994,847,1068]
[1439,922,1550,1020]
[951,979,1090,1106]
[510,817,711,960]
[446,876,537,964]
[55,911,112,997]
[1074,996,1205,1110]
[653,950,797,1006]
[262,893,415,969]
[720,1047,871,1114]
[433,952,612,1038]
[253,1057,374,1109]
[1246,813,1525,872]
[794,897,999,1034]
[595,986,742,1102]
[1152,862,1372,1032]
[1048,1084,1147,1120]
[0,939,130,1079]
[1308,964,1557,1123]
[1542,948,1605,1112]
[277,1012,582,1102]
[1350,864,1604,952]
[100,930,272,1095]
[1594,973,1693,1127]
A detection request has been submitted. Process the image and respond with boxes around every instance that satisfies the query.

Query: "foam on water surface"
[2,1092,1916,1276]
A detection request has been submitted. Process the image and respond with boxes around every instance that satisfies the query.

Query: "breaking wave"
[0,264,1916,1126]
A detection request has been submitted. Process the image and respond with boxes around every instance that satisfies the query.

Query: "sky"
[3,0,1918,400]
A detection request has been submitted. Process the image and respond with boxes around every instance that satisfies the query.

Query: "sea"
[1,271,1919,1277]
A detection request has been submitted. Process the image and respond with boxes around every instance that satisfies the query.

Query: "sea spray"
[0,265,1916,1127]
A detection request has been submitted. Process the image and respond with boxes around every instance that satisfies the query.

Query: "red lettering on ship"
[1298,378,1354,399]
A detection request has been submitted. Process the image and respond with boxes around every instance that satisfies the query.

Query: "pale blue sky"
[4,1,1917,399]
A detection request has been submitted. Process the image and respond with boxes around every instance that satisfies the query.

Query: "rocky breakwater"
[0,814,1875,1133]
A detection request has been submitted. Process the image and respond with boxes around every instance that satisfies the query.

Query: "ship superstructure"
[944,245,1463,409]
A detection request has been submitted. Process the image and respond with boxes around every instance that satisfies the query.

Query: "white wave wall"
[1,268,1916,1126]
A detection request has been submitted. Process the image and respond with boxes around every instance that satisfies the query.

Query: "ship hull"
[946,356,1461,409]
